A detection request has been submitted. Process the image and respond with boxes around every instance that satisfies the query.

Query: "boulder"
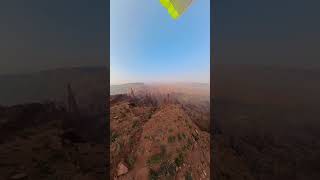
[117,162,128,176]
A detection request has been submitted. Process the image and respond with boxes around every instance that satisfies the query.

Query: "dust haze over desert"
[111,82,209,97]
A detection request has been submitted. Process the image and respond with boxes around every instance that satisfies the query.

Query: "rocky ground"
[110,94,210,180]
[0,103,107,180]
[212,98,320,180]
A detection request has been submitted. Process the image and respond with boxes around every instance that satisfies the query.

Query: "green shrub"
[126,155,135,169]
[182,138,193,151]
[147,153,163,165]
[111,132,119,143]
[175,152,184,167]
[168,136,176,143]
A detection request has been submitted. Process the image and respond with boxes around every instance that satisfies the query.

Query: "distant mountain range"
[0,66,210,107]
[110,82,210,97]
[0,67,108,107]
[3,64,320,107]
[110,83,145,95]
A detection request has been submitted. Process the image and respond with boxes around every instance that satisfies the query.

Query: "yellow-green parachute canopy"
[160,0,193,20]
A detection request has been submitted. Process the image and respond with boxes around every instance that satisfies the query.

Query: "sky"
[0,0,107,75]
[2,0,318,77]
[215,0,320,68]
[110,0,210,85]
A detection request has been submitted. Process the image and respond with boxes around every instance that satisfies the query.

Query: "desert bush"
[182,138,193,151]
[148,153,163,165]
[126,155,135,169]
[175,152,184,167]
[111,131,118,143]
[168,136,176,143]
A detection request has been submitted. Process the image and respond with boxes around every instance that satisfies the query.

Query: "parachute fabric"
[160,0,193,20]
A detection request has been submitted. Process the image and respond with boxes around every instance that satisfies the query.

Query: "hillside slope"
[0,103,107,180]
[110,94,210,180]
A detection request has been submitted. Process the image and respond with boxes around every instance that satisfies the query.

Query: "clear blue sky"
[111,0,210,85]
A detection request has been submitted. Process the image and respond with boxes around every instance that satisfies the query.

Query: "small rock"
[10,173,27,180]
[203,170,207,176]
[117,162,128,176]
[132,117,140,121]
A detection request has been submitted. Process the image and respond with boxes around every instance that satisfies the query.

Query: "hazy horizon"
[110,81,210,86]
[110,0,210,85]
